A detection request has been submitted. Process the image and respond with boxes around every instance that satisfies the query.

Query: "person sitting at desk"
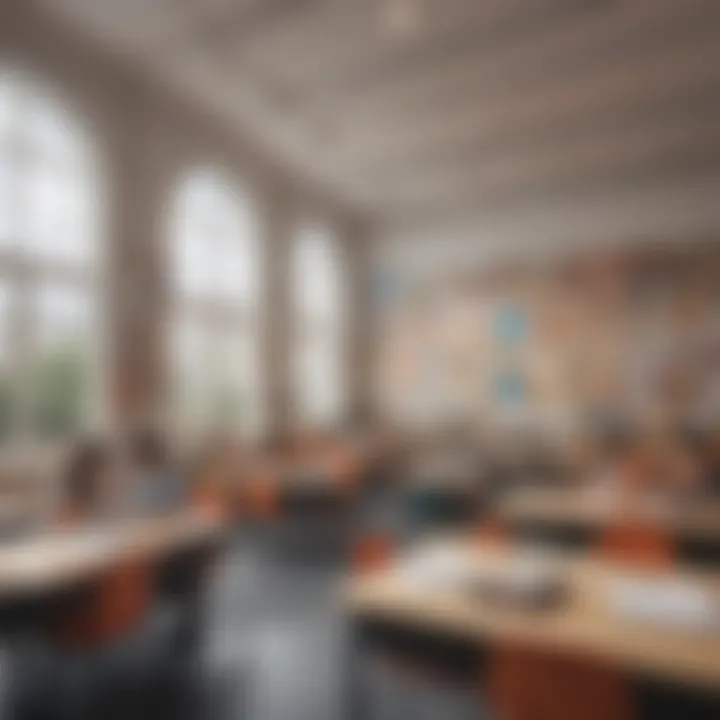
[706,428,720,495]
[58,439,122,525]
[588,428,651,495]
[126,429,187,515]
[658,425,707,499]
[188,436,238,516]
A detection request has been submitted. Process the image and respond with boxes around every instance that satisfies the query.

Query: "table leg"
[342,618,370,720]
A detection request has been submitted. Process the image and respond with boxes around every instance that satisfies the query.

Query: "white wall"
[373,180,720,280]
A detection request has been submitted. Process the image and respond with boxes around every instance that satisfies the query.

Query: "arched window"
[0,71,101,443]
[292,224,345,427]
[169,168,262,437]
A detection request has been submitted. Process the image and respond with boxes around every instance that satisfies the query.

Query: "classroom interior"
[0,1,719,719]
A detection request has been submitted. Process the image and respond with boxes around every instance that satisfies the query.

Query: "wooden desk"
[0,511,226,602]
[497,488,720,560]
[400,455,483,529]
[256,451,361,516]
[345,539,720,693]
[405,453,481,489]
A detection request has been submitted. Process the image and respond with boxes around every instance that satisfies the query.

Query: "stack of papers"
[608,576,720,632]
[398,545,477,589]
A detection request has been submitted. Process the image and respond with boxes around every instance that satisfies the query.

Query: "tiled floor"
[3,488,483,720]
[201,527,350,720]
[199,516,483,720]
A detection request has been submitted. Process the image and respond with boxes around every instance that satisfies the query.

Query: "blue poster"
[493,304,528,346]
[494,370,526,406]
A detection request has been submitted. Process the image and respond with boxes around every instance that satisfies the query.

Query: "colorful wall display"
[373,242,720,432]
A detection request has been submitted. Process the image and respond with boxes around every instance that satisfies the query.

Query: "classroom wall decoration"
[373,241,720,434]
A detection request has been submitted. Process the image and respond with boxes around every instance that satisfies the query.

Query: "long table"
[0,511,227,620]
[497,487,720,563]
[401,454,484,528]
[343,538,720,718]
[249,455,361,519]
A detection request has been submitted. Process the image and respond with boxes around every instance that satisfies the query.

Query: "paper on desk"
[608,575,720,632]
[397,545,477,589]
[0,528,119,580]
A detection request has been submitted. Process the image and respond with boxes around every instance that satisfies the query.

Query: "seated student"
[588,428,643,493]
[706,427,720,495]
[58,439,122,526]
[188,436,239,514]
[126,429,187,515]
[10,442,164,719]
[658,425,707,499]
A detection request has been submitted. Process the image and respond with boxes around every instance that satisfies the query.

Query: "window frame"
[166,167,264,440]
[292,222,347,429]
[0,69,107,450]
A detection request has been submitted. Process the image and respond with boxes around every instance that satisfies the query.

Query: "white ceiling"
[35,0,720,222]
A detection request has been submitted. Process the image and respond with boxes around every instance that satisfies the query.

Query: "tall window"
[0,71,101,444]
[169,169,262,437]
[293,224,345,427]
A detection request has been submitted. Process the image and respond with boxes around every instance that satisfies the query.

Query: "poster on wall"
[492,303,528,347]
[372,267,407,317]
[493,368,527,407]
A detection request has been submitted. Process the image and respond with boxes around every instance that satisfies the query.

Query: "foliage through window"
[169,169,262,437]
[0,71,101,443]
[292,224,345,428]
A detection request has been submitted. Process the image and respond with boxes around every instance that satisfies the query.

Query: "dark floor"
[199,517,484,720]
[202,524,351,720]
[4,501,717,719]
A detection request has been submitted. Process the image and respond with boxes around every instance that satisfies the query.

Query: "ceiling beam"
[301,0,610,110]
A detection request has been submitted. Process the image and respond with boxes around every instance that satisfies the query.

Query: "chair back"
[351,533,394,573]
[246,472,279,518]
[51,554,153,649]
[598,521,675,569]
[488,645,635,720]
[473,517,510,546]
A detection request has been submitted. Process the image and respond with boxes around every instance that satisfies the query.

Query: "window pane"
[0,148,12,247]
[218,207,258,304]
[25,87,86,172]
[0,74,101,442]
[171,316,210,426]
[217,231,244,302]
[210,331,259,432]
[0,75,14,142]
[171,318,261,435]
[293,226,345,426]
[296,334,343,427]
[173,171,259,306]
[0,283,14,441]
[23,164,93,264]
[295,228,341,322]
[29,285,93,437]
[175,219,213,298]
[171,169,262,436]
[0,77,17,248]
[36,284,92,346]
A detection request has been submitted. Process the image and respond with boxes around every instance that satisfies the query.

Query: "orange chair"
[245,472,279,519]
[487,644,635,720]
[597,521,675,569]
[194,485,227,520]
[351,533,394,574]
[51,554,153,649]
[473,517,510,546]
[326,449,362,502]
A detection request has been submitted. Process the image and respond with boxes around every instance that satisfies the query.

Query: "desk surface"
[0,511,225,600]
[498,487,720,541]
[405,454,481,491]
[345,538,720,691]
